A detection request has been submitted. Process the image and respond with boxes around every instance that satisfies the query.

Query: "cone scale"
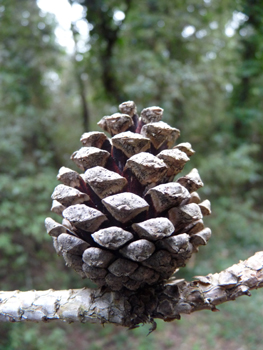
[45,101,212,291]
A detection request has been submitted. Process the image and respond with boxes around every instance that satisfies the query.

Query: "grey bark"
[1,251,263,329]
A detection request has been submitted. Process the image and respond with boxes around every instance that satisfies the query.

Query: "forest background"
[1,0,263,349]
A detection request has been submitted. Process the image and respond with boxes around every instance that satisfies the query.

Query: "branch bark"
[1,251,263,329]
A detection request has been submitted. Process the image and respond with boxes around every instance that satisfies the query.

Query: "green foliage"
[0,323,66,350]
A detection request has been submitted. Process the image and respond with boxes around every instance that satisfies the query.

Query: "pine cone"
[45,101,212,291]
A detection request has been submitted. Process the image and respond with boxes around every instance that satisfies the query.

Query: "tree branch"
[1,251,263,329]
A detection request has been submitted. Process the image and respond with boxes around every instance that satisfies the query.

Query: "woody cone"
[45,101,211,291]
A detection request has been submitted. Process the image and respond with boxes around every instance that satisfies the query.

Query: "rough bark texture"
[1,251,263,329]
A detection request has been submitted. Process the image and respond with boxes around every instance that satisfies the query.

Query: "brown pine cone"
[45,101,212,291]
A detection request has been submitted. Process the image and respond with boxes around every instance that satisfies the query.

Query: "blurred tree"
[230,0,263,146]
[72,0,236,140]
[75,0,133,102]
[0,0,83,290]
[0,0,60,175]
[197,0,263,273]
[0,1,89,346]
